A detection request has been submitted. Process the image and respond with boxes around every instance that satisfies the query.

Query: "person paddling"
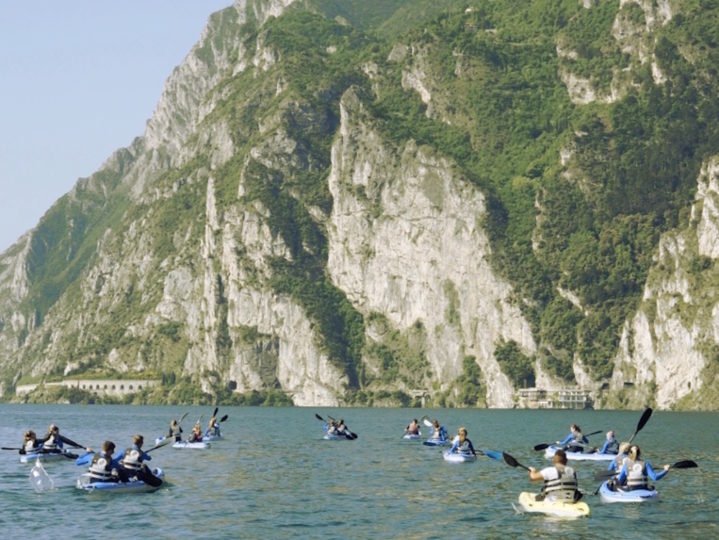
[76,441,128,483]
[558,424,589,453]
[528,448,582,502]
[21,430,41,454]
[37,424,65,453]
[115,434,162,486]
[428,419,448,443]
[448,427,476,456]
[168,418,183,442]
[205,416,221,438]
[614,445,670,491]
[188,423,204,443]
[405,419,420,436]
[597,430,619,454]
[607,441,631,472]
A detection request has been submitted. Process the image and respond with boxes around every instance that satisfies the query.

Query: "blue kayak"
[599,480,659,503]
[76,468,164,493]
[443,450,477,463]
[423,438,448,447]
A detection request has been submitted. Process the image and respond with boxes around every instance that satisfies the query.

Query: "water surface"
[1,405,716,539]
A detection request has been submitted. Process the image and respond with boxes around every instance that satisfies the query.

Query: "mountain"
[1,0,718,409]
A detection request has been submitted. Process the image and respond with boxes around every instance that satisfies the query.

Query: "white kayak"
[544,445,615,461]
[172,440,211,449]
[599,480,659,503]
[403,431,421,440]
[20,449,79,463]
[202,433,222,442]
[513,492,590,518]
[443,451,477,463]
[76,467,164,494]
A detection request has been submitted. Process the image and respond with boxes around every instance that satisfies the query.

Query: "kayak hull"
[443,451,477,463]
[544,445,615,461]
[514,492,590,518]
[172,441,211,449]
[422,439,448,447]
[403,432,421,440]
[598,481,659,503]
[20,450,78,463]
[76,468,164,493]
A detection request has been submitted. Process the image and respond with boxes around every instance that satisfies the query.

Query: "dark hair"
[553,449,568,465]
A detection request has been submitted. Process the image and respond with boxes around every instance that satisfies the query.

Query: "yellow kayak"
[514,492,590,518]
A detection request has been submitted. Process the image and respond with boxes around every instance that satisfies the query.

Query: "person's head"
[194,423,201,432]
[209,417,216,427]
[338,419,344,425]
[432,419,439,429]
[413,419,418,424]
[101,440,116,455]
[618,442,630,455]
[570,424,580,433]
[49,424,59,433]
[553,449,568,466]
[24,430,36,441]
[607,430,615,440]
[458,427,468,439]
[629,445,641,460]
[133,434,144,447]
[171,419,178,427]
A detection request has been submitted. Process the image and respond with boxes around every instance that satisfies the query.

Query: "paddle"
[146,436,176,453]
[503,452,531,471]
[421,415,432,428]
[594,459,698,481]
[627,407,652,444]
[3,447,78,459]
[219,414,228,423]
[533,430,603,452]
[58,434,86,450]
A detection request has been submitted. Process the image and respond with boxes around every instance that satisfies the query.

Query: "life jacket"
[24,440,37,453]
[625,460,649,490]
[604,439,619,453]
[542,465,578,501]
[121,447,144,471]
[88,454,116,482]
[42,434,59,451]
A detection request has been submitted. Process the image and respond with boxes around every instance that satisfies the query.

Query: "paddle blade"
[503,452,520,468]
[219,414,228,423]
[483,449,502,461]
[628,407,652,443]
[213,407,219,418]
[421,415,433,428]
[533,443,550,451]
[314,413,325,422]
[594,470,618,481]
[672,460,698,469]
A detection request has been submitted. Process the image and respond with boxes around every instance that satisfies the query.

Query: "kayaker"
[205,416,221,438]
[615,445,670,490]
[116,435,152,476]
[77,440,128,483]
[405,419,420,435]
[597,430,619,454]
[607,441,631,472]
[448,427,476,456]
[115,434,162,486]
[558,424,588,453]
[168,418,183,442]
[429,419,448,442]
[21,430,41,454]
[528,448,582,502]
[37,424,65,453]
[188,423,204,443]
[335,419,349,436]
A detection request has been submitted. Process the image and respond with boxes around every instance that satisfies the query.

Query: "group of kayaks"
[12,408,227,495]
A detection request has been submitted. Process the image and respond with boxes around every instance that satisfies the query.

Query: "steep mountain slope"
[1,0,718,409]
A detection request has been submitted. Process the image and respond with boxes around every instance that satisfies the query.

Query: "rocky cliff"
[1,0,718,409]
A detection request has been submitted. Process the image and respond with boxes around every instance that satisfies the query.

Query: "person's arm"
[448,438,459,453]
[75,450,95,466]
[646,461,670,481]
[599,440,610,454]
[617,462,628,484]
[528,467,544,482]
[467,440,476,456]
[142,451,152,461]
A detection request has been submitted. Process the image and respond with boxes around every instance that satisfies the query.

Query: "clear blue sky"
[0,0,232,253]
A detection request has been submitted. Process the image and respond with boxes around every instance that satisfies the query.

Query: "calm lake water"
[0,405,716,539]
